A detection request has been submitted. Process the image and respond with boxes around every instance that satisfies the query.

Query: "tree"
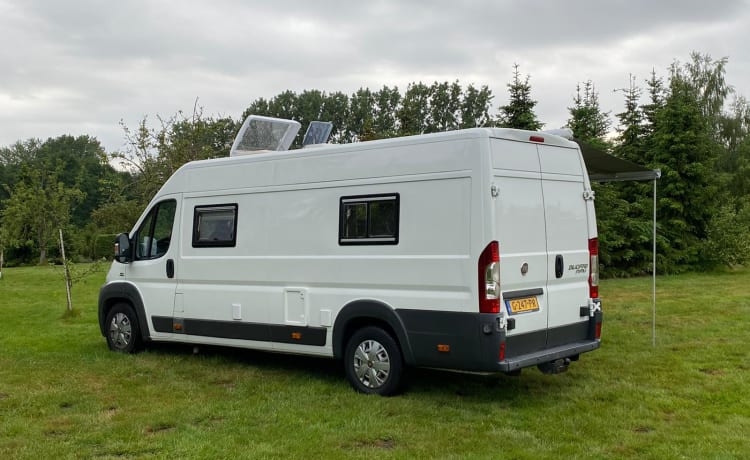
[460,84,493,129]
[2,167,83,264]
[348,88,375,142]
[566,80,611,147]
[31,135,111,228]
[115,105,237,206]
[651,68,722,271]
[598,75,654,276]
[614,75,645,160]
[428,81,462,132]
[641,69,666,139]
[682,52,730,139]
[497,63,543,130]
[321,91,350,143]
[372,86,401,139]
[398,82,431,136]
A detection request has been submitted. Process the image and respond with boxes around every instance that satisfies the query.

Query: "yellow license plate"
[506,296,540,314]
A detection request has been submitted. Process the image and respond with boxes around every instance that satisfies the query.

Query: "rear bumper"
[395,308,602,374]
[498,339,600,372]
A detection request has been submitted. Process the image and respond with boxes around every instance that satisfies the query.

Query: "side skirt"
[151,316,327,347]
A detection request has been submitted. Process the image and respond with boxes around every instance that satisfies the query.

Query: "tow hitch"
[537,358,570,375]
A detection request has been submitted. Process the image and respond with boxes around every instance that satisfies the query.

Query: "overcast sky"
[2,0,749,153]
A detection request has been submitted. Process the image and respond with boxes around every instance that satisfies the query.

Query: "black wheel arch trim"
[98,282,151,341]
[332,299,415,366]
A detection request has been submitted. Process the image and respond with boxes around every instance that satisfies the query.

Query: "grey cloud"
[2,0,749,152]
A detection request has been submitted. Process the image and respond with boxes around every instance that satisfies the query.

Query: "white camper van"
[99,116,602,395]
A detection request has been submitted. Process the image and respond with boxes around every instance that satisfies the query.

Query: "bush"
[93,234,118,260]
[701,200,750,268]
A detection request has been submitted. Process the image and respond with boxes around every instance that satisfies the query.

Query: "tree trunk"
[38,227,47,265]
[59,229,73,312]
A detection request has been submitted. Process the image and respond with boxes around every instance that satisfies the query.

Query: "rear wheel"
[344,326,403,396]
[105,303,142,353]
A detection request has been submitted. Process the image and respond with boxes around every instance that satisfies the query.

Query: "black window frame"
[338,193,399,245]
[192,203,239,248]
[133,199,177,261]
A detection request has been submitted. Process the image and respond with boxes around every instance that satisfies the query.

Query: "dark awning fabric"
[578,140,661,182]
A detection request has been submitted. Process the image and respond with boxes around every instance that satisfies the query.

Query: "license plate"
[506,296,540,314]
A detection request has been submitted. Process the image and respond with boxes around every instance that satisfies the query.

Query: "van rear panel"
[490,137,598,364]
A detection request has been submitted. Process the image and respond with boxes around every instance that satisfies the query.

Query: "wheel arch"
[332,299,415,366]
[98,282,151,341]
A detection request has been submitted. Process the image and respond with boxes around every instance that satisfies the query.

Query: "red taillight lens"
[478,241,500,313]
[589,238,599,298]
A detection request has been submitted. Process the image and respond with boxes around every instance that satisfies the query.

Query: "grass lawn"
[1,265,748,459]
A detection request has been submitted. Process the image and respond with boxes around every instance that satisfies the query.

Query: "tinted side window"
[134,200,176,260]
[192,204,238,247]
[339,194,399,245]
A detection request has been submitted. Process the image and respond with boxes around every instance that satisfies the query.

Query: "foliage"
[566,80,611,148]
[240,81,494,143]
[1,57,750,275]
[2,166,84,264]
[700,199,750,268]
[650,68,722,271]
[114,104,237,207]
[497,63,543,130]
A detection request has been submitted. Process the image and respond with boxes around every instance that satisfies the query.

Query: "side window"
[192,204,238,247]
[134,200,177,260]
[339,194,399,245]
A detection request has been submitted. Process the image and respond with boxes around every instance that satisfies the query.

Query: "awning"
[578,141,661,182]
[576,139,661,347]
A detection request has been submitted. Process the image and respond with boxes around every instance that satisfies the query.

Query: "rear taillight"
[589,238,599,298]
[478,241,500,313]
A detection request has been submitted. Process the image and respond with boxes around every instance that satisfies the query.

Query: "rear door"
[491,139,548,342]
[538,144,591,342]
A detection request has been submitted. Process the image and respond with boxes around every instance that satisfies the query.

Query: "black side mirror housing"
[114,233,131,263]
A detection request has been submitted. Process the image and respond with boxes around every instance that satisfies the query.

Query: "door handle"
[166,259,175,279]
[555,255,564,279]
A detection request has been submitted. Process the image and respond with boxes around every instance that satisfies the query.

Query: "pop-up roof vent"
[541,128,574,140]
[302,121,333,147]
[230,115,301,156]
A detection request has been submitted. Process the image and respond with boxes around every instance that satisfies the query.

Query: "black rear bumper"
[395,308,602,373]
[498,339,600,372]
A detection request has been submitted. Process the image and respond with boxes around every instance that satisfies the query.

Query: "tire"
[344,326,403,396]
[105,303,142,353]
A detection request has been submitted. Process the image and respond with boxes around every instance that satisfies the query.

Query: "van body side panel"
[171,138,478,356]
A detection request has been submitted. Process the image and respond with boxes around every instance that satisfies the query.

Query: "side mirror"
[114,233,131,263]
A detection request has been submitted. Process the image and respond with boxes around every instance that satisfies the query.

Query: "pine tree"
[652,69,722,271]
[641,69,666,138]
[565,80,611,147]
[603,75,654,275]
[497,64,543,130]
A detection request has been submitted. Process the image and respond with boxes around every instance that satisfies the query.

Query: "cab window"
[134,200,177,260]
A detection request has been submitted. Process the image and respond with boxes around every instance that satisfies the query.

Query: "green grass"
[1,265,749,459]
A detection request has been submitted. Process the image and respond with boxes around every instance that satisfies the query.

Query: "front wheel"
[105,303,142,353]
[344,326,403,396]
